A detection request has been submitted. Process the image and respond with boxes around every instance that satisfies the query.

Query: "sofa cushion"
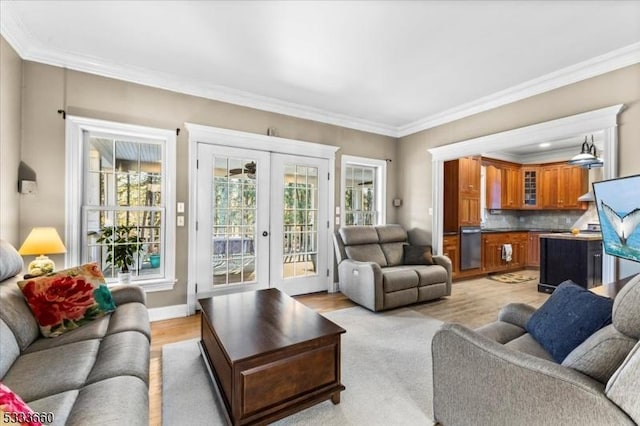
[27,390,78,426]
[414,265,448,287]
[375,225,407,243]
[87,331,150,385]
[17,263,116,338]
[382,267,418,292]
[381,242,405,266]
[0,382,42,426]
[23,315,110,354]
[526,281,613,363]
[0,239,23,282]
[562,325,637,384]
[345,244,388,267]
[403,245,435,265]
[504,334,554,361]
[339,226,379,245]
[2,339,100,402]
[0,319,20,379]
[66,376,148,426]
[0,279,40,351]
[612,273,640,339]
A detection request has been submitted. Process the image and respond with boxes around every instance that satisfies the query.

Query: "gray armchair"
[432,274,640,425]
[333,224,451,311]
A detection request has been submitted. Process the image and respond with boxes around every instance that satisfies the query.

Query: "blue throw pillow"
[525,281,613,363]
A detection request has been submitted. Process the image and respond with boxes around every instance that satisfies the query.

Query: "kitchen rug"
[488,272,537,283]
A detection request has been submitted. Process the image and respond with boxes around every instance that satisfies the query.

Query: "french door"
[195,144,329,297]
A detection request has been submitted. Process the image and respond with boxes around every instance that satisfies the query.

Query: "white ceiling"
[2,1,639,137]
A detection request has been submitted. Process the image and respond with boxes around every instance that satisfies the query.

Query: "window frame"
[340,155,387,226]
[65,116,176,291]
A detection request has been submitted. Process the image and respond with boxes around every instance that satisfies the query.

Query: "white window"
[65,116,176,291]
[341,155,386,226]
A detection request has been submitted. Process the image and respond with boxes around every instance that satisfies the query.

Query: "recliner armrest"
[498,302,537,328]
[432,323,632,425]
[337,259,384,311]
[110,285,147,306]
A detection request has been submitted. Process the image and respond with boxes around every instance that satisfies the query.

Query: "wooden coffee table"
[199,288,346,425]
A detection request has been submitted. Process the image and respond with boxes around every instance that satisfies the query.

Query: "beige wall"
[18,60,398,308]
[0,38,22,246]
[397,63,640,276]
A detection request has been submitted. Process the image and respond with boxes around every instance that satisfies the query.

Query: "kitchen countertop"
[480,228,569,234]
[539,232,602,241]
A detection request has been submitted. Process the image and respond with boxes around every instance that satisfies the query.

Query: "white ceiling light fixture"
[539,142,551,148]
[567,135,603,168]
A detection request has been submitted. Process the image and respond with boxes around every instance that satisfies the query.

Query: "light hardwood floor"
[148,272,548,425]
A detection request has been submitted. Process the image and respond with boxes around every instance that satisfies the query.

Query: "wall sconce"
[18,161,37,194]
[393,198,402,207]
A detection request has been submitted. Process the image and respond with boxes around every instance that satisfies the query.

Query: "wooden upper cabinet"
[444,156,481,230]
[539,166,559,209]
[539,163,587,210]
[558,165,588,209]
[485,164,502,209]
[459,156,481,194]
[501,166,521,209]
[482,158,520,210]
[521,166,539,209]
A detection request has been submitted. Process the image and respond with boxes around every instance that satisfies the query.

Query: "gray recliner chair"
[432,273,640,425]
[333,224,452,311]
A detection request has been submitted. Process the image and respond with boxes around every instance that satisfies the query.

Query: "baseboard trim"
[149,304,189,322]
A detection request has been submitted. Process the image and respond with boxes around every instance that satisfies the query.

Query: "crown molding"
[2,1,638,140]
[398,42,640,137]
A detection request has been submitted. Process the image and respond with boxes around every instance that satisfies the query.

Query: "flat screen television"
[592,174,640,264]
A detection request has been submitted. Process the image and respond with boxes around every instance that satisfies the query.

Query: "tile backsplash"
[482,209,586,230]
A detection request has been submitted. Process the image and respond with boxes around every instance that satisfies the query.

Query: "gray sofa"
[0,246,150,425]
[333,224,452,311]
[432,273,640,425]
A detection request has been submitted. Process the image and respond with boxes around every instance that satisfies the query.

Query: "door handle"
[262,231,269,237]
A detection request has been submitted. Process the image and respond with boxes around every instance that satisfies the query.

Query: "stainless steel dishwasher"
[460,226,482,270]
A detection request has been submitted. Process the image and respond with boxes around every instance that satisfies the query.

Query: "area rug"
[162,306,442,425]
[488,272,537,283]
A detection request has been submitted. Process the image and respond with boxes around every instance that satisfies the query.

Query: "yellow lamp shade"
[18,227,66,276]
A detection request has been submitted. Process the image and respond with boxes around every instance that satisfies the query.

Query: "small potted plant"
[97,225,142,284]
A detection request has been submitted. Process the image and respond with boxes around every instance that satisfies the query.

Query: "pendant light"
[567,135,602,168]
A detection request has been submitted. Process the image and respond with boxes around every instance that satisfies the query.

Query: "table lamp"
[18,227,66,276]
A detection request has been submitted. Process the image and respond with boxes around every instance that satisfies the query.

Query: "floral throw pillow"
[17,263,116,338]
[0,382,43,426]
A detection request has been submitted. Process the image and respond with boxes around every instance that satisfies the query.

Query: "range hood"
[578,191,595,202]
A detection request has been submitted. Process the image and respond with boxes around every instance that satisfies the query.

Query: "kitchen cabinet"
[483,159,520,210]
[558,165,588,209]
[444,156,481,231]
[442,235,459,276]
[459,156,481,194]
[539,234,603,293]
[459,194,481,226]
[485,165,502,209]
[482,232,528,273]
[526,231,543,267]
[501,165,521,209]
[539,163,588,210]
[522,167,539,208]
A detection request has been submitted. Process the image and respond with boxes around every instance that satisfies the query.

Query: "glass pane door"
[211,156,257,285]
[282,164,319,279]
[196,145,270,295]
[271,154,329,295]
